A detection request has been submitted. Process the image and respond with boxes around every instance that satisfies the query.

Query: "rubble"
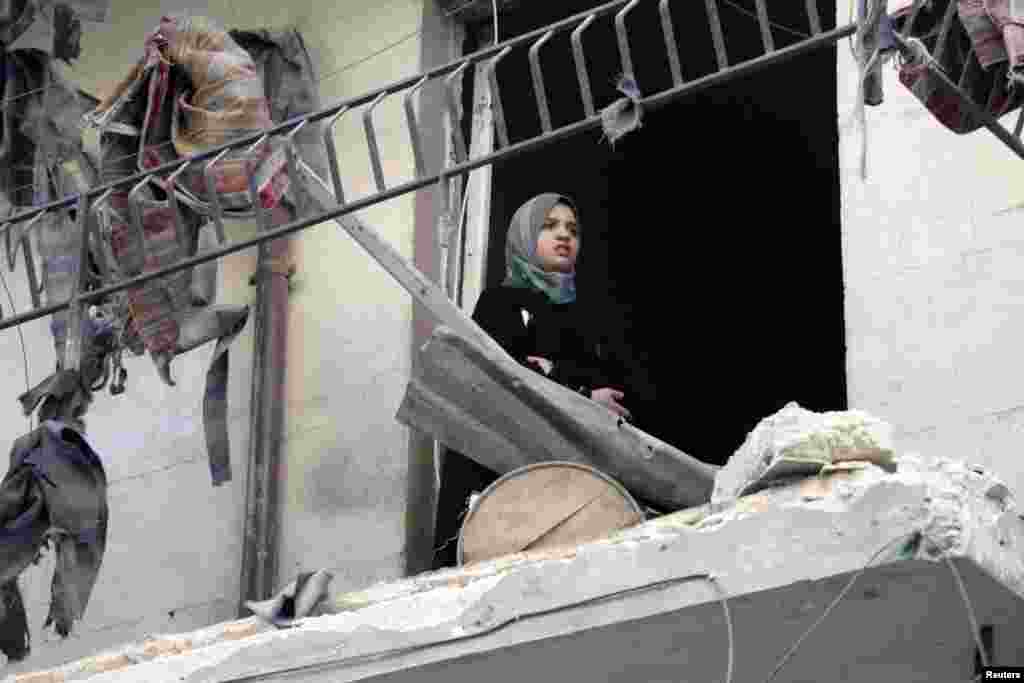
[711,402,897,503]
[6,444,1023,682]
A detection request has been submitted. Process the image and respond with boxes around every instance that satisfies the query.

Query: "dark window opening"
[464,0,846,467]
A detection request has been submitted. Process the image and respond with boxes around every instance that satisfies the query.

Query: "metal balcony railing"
[0,0,1016,372]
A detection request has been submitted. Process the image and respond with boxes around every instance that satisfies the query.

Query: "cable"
[946,554,989,669]
[709,575,735,683]
[720,0,813,41]
[0,265,32,430]
[763,531,922,683]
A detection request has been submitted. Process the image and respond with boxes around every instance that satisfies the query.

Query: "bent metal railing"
[0,0,1018,372]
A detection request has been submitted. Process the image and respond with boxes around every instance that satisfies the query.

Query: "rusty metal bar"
[933,0,959,64]
[324,106,351,207]
[404,76,430,177]
[364,92,389,191]
[0,0,838,239]
[706,0,729,69]
[486,46,513,148]
[88,192,115,282]
[246,137,272,232]
[571,15,598,117]
[754,0,775,53]
[659,0,684,86]
[5,211,46,309]
[901,1,926,38]
[615,0,640,78]
[528,30,556,133]
[0,21,866,337]
[445,61,470,163]
[957,48,975,90]
[204,149,232,244]
[166,161,194,252]
[283,120,309,214]
[127,178,152,276]
[62,194,91,372]
[21,223,41,310]
[806,0,822,35]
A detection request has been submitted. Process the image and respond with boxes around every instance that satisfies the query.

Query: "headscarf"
[503,193,579,304]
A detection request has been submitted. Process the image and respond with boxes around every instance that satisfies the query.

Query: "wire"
[720,0,813,41]
[763,531,921,683]
[946,555,989,669]
[0,265,32,430]
[709,575,735,683]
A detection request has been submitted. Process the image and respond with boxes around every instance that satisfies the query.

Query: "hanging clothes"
[80,14,317,485]
[230,27,328,183]
[0,416,108,661]
[89,14,291,214]
[893,0,1024,133]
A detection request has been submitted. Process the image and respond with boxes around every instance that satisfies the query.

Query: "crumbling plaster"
[10,453,1024,682]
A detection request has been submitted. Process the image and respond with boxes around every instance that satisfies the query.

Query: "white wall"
[838,11,1024,497]
[0,0,443,672]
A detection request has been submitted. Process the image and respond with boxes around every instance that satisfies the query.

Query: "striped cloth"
[82,14,291,486]
[94,14,290,214]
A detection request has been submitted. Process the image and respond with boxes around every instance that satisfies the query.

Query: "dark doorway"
[466,0,845,466]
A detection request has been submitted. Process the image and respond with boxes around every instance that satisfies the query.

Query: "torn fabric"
[230,27,328,183]
[0,420,108,660]
[93,175,249,485]
[245,569,333,628]
[893,2,1024,133]
[600,74,643,146]
[89,14,290,215]
[18,370,93,431]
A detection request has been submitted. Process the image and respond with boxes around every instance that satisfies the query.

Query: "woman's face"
[535,203,579,273]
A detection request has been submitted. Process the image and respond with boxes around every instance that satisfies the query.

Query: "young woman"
[431,192,633,569]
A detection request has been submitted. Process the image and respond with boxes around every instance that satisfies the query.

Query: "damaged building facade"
[0,0,1024,679]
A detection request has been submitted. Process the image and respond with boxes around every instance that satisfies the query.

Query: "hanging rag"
[89,14,291,215]
[600,74,644,146]
[244,569,333,628]
[0,419,108,661]
[230,27,328,183]
[893,0,1024,132]
[79,15,325,485]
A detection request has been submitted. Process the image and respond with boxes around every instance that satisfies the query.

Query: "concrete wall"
[0,0,446,672]
[273,0,437,597]
[837,12,1024,497]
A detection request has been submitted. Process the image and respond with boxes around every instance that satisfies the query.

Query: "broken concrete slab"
[711,402,898,503]
[8,453,1024,683]
[397,326,716,510]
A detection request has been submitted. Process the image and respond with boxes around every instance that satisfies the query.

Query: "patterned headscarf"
[503,193,579,304]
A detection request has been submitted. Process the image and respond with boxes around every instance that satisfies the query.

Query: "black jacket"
[431,286,643,570]
[0,421,108,660]
[471,286,620,396]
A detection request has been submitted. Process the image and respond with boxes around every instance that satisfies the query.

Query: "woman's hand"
[590,388,632,420]
[526,356,553,376]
